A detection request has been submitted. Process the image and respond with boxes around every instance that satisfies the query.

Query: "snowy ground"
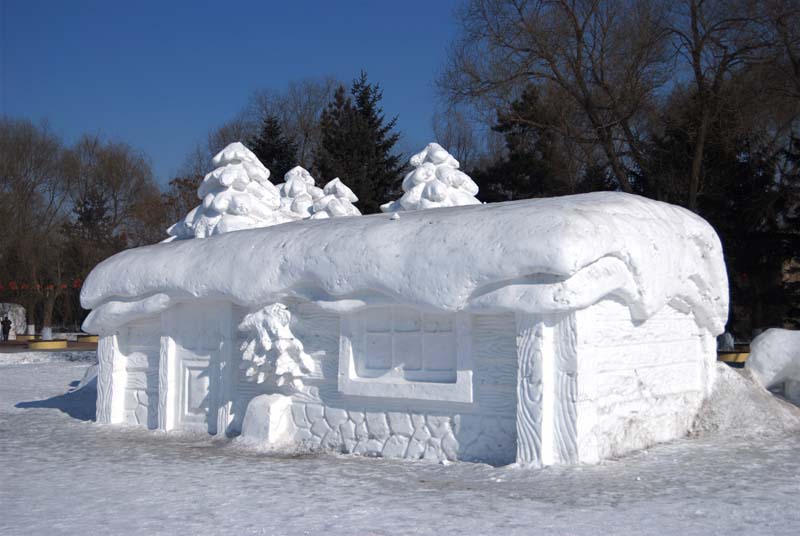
[2,359,800,535]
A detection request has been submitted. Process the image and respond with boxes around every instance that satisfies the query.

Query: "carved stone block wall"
[286,403,516,464]
[231,304,519,465]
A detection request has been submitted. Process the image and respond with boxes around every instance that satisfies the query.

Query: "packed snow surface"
[310,178,361,219]
[747,328,800,403]
[3,358,800,535]
[691,363,800,435]
[276,166,325,218]
[0,350,96,366]
[166,142,298,240]
[381,142,480,212]
[275,168,361,220]
[82,192,728,334]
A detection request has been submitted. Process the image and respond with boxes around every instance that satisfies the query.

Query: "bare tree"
[62,135,159,237]
[0,117,69,333]
[432,105,481,170]
[248,76,338,167]
[668,0,775,210]
[178,141,210,178]
[440,0,673,193]
[207,114,257,158]
[0,118,68,239]
[180,77,339,180]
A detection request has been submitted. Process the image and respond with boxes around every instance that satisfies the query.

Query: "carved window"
[338,306,473,403]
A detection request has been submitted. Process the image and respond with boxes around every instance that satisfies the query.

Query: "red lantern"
[20,283,29,290]
[9,281,17,290]
[60,284,67,290]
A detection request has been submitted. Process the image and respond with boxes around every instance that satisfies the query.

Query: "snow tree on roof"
[276,166,324,219]
[310,178,361,219]
[380,143,480,212]
[165,142,297,240]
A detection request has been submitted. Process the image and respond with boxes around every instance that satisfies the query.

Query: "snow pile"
[276,166,325,219]
[381,142,480,212]
[166,142,297,240]
[310,178,361,219]
[691,363,800,435]
[238,304,314,392]
[716,332,735,352]
[746,328,800,404]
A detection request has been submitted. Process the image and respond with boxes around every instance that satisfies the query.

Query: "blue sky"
[0,0,461,185]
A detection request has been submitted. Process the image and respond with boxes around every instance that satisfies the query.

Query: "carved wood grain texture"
[158,335,172,431]
[514,314,544,467]
[96,334,115,424]
[553,313,578,465]
[472,314,517,361]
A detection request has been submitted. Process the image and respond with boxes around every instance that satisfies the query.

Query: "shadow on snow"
[15,377,97,422]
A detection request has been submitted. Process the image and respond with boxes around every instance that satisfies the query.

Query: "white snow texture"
[165,143,298,240]
[238,303,314,390]
[5,359,800,535]
[276,165,325,218]
[276,167,361,220]
[81,192,728,336]
[381,142,479,212]
[310,178,361,219]
[746,328,800,404]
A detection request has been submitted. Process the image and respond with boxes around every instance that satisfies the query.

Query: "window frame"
[337,306,474,403]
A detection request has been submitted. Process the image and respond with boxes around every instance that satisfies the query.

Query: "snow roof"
[81,192,729,335]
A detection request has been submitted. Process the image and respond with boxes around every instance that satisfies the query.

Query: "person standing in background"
[1,316,12,341]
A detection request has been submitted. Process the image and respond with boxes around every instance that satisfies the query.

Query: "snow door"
[514,312,578,468]
[161,302,234,435]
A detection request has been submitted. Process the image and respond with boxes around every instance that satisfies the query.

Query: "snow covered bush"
[310,178,361,219]
[165,142,298,240]
[381,142,480,212]
[238,304,315,393]
[276,166,325,219]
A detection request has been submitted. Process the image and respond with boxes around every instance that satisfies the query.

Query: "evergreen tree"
[469,86,604,202]
[314,72,404,213]
[249,114,298,180]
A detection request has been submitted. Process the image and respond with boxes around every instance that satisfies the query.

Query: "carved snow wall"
[95,296,715,468]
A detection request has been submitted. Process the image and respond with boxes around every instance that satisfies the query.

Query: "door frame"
[158,301,233,434]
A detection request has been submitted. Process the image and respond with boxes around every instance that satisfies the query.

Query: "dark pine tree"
[249,114,298,180]
[469,86,613,202]
[314,72,404,213]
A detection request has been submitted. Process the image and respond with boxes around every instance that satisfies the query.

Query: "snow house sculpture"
[81,143,729,467]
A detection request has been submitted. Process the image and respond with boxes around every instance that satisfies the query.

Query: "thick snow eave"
[80,192,729,335]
